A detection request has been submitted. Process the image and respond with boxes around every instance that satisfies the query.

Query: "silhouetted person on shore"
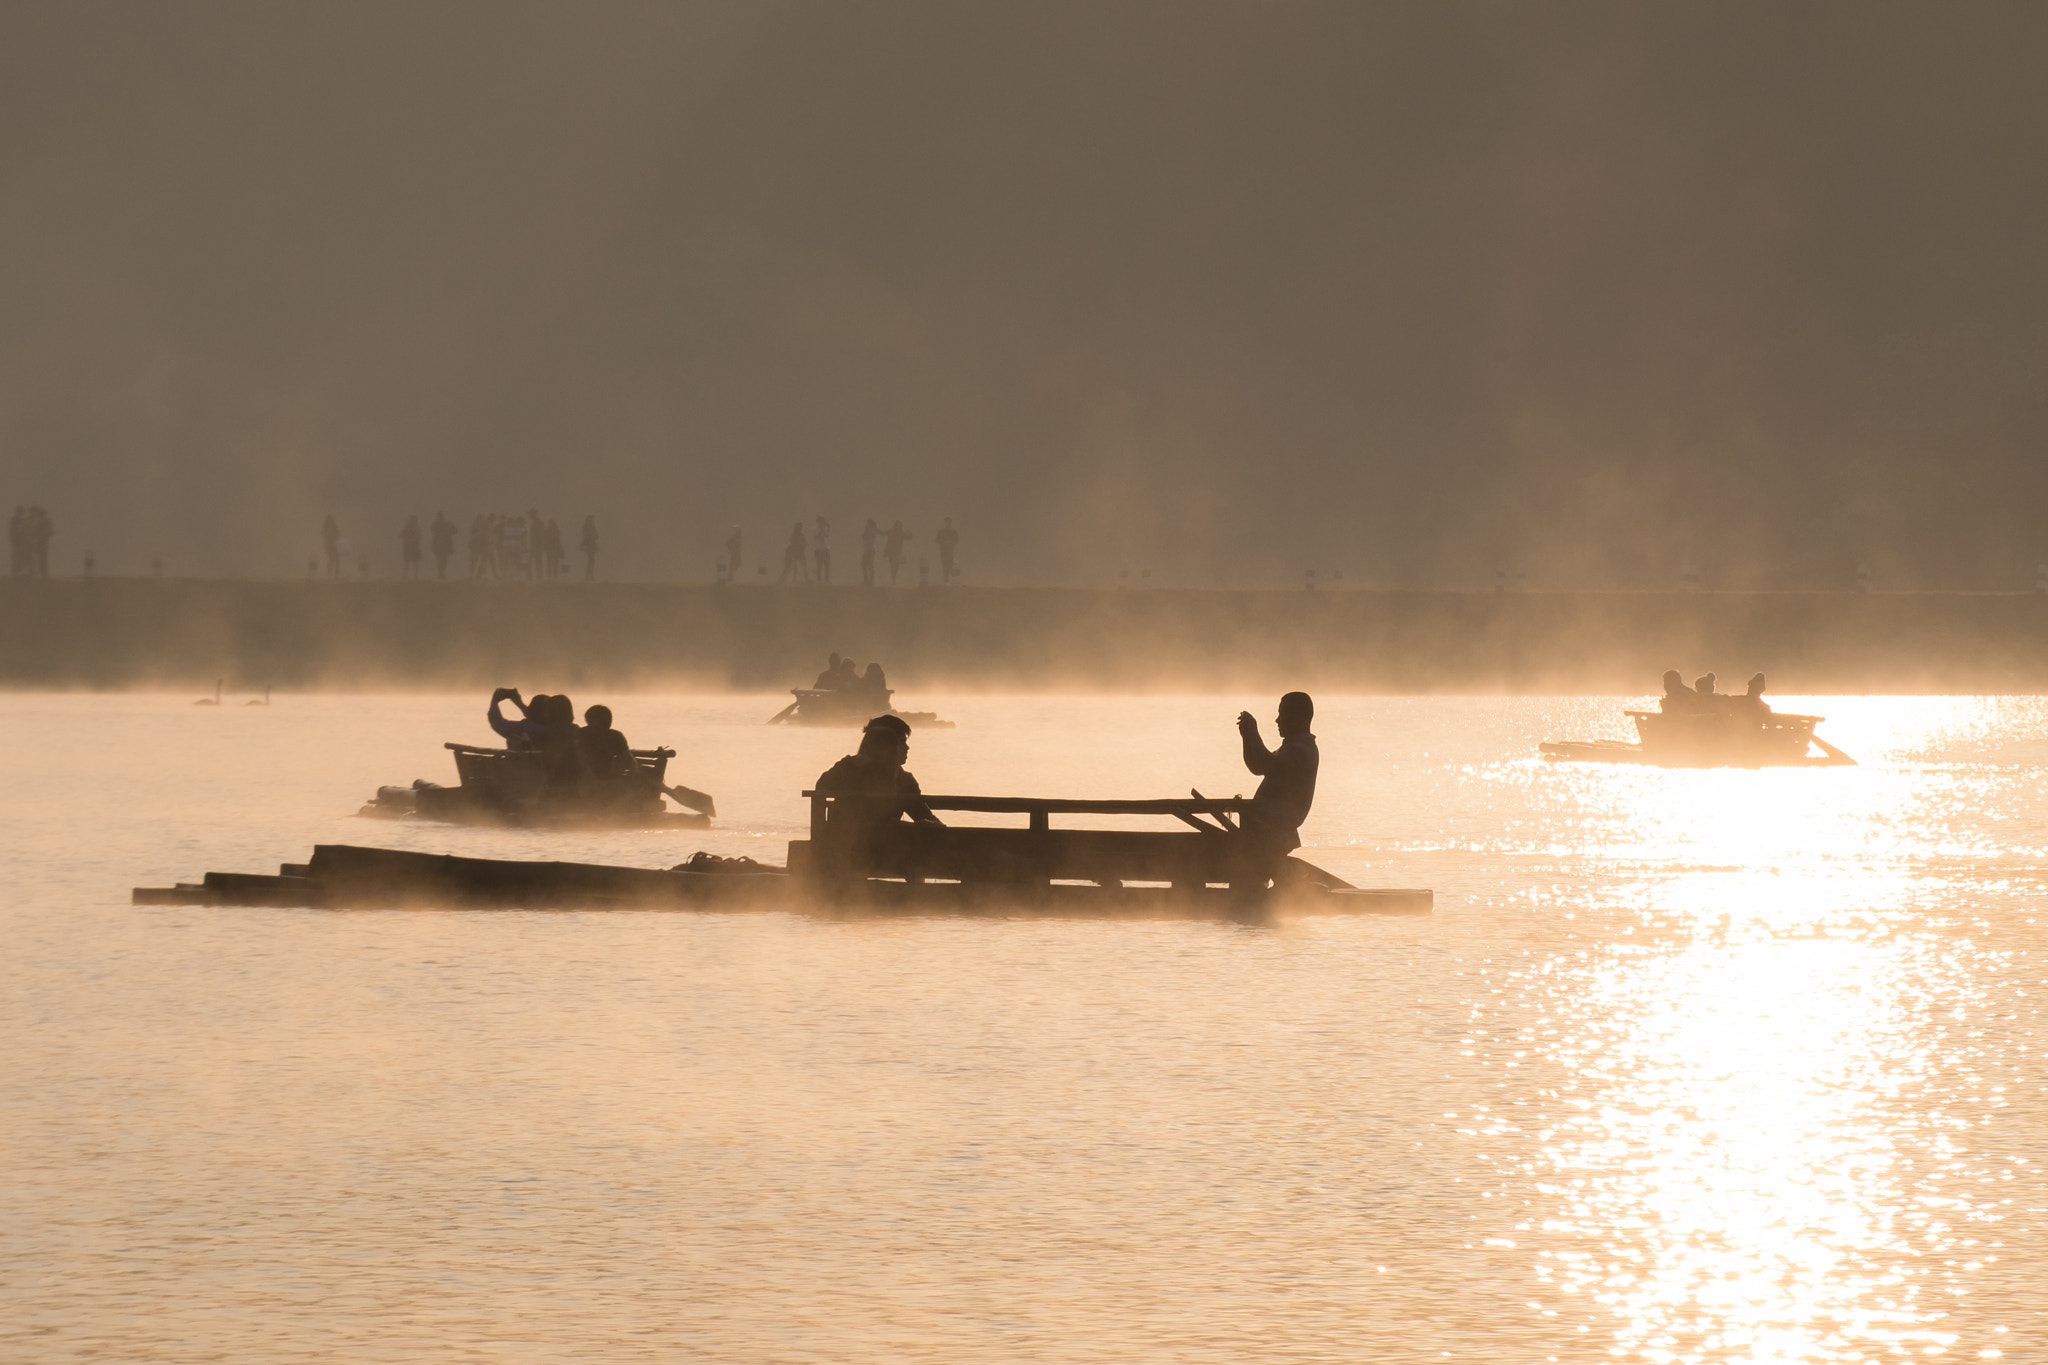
[780,522,810,584]
[813,516,832,584]
[400,515,423,579]
[580,515,599,580]
[1237,691,1319,888]
[882,520,911,584]
[815,714,944,865]
[935,517,960,584]
[725,526,743,584]
[321,515,341,578]
[431,512,456,578]
[860,518,879,586]
[579,704,638,780]
[6,506,40,578]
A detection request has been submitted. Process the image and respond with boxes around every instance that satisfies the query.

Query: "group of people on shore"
[316,513,599,581]
[463,512,598,582]
[8,505,55,578]
[486,687,644,790]
[1659,670,1772,718]
[754,517,961,587]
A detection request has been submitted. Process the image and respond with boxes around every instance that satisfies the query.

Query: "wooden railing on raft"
[797,792,1294,889]
[803,792,1254,838]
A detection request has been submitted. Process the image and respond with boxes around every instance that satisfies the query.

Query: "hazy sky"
[4,1,2045,587]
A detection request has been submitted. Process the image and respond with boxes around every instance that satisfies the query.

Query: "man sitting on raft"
[1236,691,1319,888]
[815,714,943,864]
[578,704,638,781]
[1659,670,1699,713]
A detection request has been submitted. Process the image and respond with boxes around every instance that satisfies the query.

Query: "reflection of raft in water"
[1540,710,1856,768]
[136,793,1429,918]
[767,688,954,729]
[360,742,715,829]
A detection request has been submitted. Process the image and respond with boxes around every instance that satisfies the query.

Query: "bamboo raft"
[134,794,1430,918]
[1541,710,1856,769]
[766,688,954,729]
[360,743,715,829]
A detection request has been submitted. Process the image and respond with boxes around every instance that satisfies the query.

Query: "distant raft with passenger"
[1539,671,1857,768]
[766,653,955,729]
[361,688,718,828]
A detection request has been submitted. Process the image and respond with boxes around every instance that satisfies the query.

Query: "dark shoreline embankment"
[4,578,2046,694]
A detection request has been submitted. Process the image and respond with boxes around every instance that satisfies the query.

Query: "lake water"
[2,692,2042,1363]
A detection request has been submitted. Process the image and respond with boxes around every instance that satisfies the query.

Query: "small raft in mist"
[1540,709,1856,768]
[360,742,715,829]
[136,792,1430,917]
[767,688,954,729]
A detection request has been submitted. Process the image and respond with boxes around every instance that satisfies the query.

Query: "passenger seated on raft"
[814,653,845,690]
[1693,673,1718,705]
[488,687,548,750]
[534,694,588,788]
[578,704,638,781]
[858,661,888,699]
[815,714,943,860]
[1732,673,1772,719]
[1658,670,1699,713]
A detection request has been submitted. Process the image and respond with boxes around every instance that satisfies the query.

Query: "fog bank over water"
[5,3,2047,588]
[7,579,2048,695]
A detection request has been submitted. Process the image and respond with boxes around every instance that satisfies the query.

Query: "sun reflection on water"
[1471,698,2033,1363]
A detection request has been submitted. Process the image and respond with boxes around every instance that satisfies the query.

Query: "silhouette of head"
[1746,673,1766,698]
[1663,670,1685,693]
[549,695,576,728]
[859,713,911,763]
[863,663,883,683]
[1277,691,1314,737]
[584,704,613,730]
[1694,673,1716,695]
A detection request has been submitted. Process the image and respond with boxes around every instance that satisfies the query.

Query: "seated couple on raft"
[813,691,1320,891]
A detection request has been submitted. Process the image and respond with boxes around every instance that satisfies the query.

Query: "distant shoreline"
[4,578,2046,694]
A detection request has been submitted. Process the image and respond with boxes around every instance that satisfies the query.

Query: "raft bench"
[794,792,1269,888]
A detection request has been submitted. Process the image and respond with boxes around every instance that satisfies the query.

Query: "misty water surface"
[2,693,2042,1362]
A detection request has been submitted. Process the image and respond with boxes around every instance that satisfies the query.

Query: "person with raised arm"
[1235,691,1320,888]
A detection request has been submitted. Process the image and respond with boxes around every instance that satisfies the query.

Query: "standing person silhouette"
[882,520,911,585]
[780,522,810,584]
[1235,692,1319,892]
[724,526,743,585]
[935,517,960,584]
[400,515,423,579]
[320,515,341,578]
[860,518,879,586]
[580,515,599,580]
[813,516,832,584]
[430,512,456,579]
